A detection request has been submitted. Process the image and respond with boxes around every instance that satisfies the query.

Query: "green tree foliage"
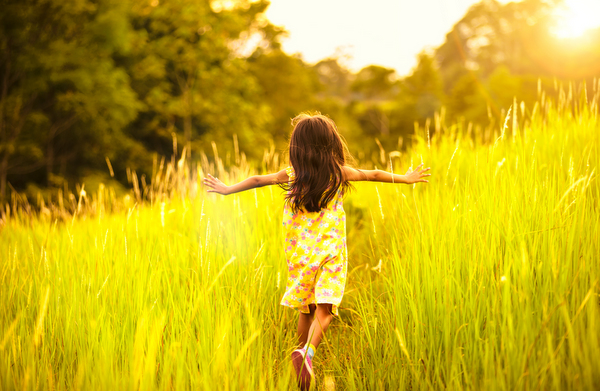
[348,66,398,153]
[2,0,600,199]
[351,65,397,101]
[349,55,445,154]
[313,58,353,100]
[436,0,555,88]
[0,0,283,200]
[435,0,600,124]
[248,49,320,147]
[400,53,444,120]
[0,0,140,199]
[122,0,274,175]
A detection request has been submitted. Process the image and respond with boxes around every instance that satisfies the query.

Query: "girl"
[203,113,430,390]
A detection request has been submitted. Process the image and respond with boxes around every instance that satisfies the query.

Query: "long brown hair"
[281,113,354,213]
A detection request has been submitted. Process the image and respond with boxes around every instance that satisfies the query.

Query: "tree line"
[1,0,598,201]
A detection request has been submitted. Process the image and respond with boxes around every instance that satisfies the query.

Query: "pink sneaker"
[291,348,314,390]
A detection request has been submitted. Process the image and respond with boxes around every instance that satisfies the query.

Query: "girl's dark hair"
[281,113,354,213]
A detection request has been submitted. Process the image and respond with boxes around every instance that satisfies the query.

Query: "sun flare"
[553,0,600,38]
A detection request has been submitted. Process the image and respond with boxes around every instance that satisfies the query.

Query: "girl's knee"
[317,303,333,315]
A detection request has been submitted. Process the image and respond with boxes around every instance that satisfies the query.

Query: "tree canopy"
[1,0,599,200]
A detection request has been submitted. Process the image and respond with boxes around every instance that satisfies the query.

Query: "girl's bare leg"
[307,304,334,349]
[297,304,316,347]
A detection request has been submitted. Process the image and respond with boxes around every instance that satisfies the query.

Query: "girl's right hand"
[404,164,431,184]
[203,174,230,195]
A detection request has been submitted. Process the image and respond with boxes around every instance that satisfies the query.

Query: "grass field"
[1,88,599,390]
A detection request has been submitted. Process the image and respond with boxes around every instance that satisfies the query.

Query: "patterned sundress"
[280,166,348,316]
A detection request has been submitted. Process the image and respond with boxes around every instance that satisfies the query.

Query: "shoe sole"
[291,349,314,390]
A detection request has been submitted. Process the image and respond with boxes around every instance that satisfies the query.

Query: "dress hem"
[280,301,341,316]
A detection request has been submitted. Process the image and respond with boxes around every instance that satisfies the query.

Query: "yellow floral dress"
[280,166,348,315]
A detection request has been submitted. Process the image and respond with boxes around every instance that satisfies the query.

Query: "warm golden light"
[553,0,600,38]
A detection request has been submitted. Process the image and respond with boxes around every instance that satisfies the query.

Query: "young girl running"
[203,113,430,390]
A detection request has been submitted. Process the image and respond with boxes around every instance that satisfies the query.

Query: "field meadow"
[1,86,600,390]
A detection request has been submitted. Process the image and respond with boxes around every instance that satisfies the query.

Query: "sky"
[264,0,600,76]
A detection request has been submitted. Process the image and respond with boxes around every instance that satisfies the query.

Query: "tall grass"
[1,83,599,390]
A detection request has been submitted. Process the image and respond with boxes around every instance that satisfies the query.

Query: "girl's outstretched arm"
[342,163,431,184]
[203,169,289,195]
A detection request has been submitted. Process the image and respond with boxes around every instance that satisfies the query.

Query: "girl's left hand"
[404,163,431,184]
[203,174,230,195]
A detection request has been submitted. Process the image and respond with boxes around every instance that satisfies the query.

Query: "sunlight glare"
[553,0,600,38]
